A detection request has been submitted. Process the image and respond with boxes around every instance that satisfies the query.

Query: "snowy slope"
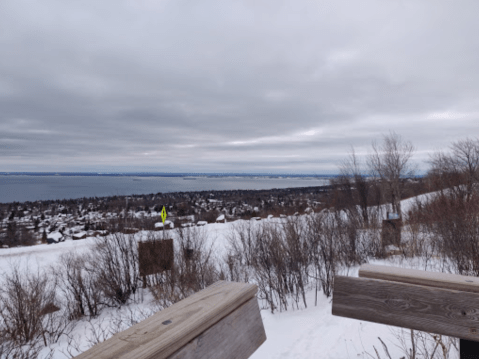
[0,198,459,358]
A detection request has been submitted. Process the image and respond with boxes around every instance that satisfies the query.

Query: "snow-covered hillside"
[0,193,459,359]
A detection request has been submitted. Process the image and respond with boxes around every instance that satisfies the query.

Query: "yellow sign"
[161,206,167,224]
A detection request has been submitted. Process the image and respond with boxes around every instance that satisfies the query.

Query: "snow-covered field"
[0,195,459,358]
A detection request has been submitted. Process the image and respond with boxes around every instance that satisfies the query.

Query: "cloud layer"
[1,0,478,173]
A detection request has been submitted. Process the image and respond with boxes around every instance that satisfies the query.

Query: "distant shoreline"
[0,175,335,204]
[0,172,338,178]
[0,184,333,206]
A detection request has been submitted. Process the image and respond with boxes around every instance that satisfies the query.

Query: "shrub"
[56,252,102,320]
[91,233,141,307]
[149,226,219,308]
[0,265,69,354]
[411,190,479,276]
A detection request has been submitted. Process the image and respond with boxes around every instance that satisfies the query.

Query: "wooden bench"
[332,263,479,358]
[75,281,266,359]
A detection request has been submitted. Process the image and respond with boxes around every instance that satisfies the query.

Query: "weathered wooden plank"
[167,296,266,359]
[359,264,479,294]
[332,276,479,341]
[75,281,258,359]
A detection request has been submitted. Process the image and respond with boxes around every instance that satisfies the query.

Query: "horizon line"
[0,172,340,176]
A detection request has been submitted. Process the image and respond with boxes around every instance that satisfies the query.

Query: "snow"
[47,232,63,241]
[0,194,460,358]
[216,214,225,221]
[181,223,195,227]
[72,231,87,239]
[251,282,398,359]
[385,244,401,252]
[0,237,97,276]
[155,220,173,228]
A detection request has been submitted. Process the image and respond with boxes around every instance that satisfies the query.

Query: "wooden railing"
[332,264,479,358]
[75,281,266,359]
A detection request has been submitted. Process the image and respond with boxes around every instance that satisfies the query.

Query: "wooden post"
[75,281,266,359]
[332,264,479,358]
[381,217,402,248]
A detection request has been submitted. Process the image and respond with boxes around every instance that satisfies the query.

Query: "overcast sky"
[1,0,478,174]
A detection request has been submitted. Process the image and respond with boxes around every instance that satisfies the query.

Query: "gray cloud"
[1,0,479,174]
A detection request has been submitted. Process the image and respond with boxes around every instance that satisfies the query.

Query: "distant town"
[0,185,334,247]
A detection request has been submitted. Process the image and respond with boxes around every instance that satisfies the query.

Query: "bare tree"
[429,137,479,201]
[368,131,416,217]
[336,146,371,227]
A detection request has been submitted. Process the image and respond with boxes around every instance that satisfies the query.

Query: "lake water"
[0,176,332,203]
